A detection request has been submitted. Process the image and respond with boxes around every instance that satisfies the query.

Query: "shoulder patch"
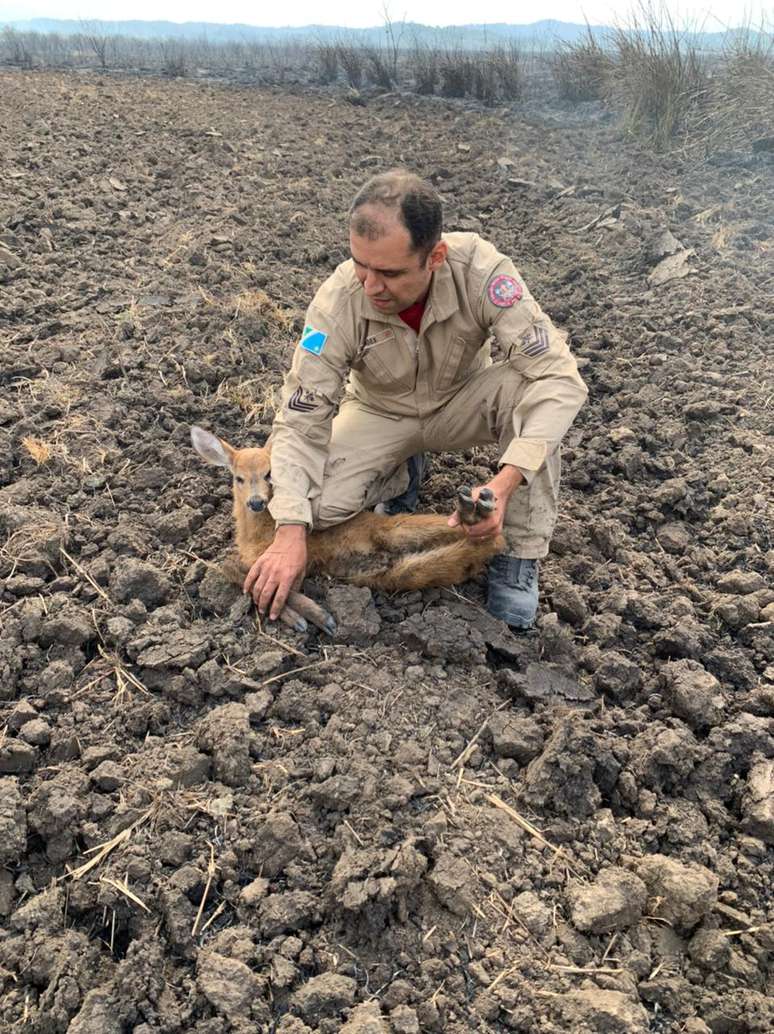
[300,324,328,355]
[487,274,523,309]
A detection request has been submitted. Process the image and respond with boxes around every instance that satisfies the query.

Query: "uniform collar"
[426,258,458,324]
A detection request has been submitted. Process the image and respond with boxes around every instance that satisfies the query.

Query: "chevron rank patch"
[487,274,523,308]
[521,324,550,358]
[287,386,319,413]
[300,324,328,355]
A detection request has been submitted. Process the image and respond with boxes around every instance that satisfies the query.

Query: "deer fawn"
[191,426,505,633]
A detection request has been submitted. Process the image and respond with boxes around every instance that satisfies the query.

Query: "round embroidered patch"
[487,274,523,308]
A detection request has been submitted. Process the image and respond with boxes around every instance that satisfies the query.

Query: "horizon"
[2,5,768,32]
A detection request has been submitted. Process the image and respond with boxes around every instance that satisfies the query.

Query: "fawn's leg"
[363,535,503,593]
[220,555,333,635]
[370,513,463,552]
[286,591,337,635]
[370,485,498,554]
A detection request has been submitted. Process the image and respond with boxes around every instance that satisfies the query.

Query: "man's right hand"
[243,524,307,621]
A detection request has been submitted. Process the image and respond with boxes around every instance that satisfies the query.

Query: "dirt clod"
[555,988,649,1032]
[635,854,719,932]
[567,866,648,933]
[109,558,174,608]
[742,758,774,843]
[291,973,357,1022]
[661,659,726,729]
[196,702,251,786]
[196,950,263,1019]
[0,778,27,865]
[340,1002,391,1033]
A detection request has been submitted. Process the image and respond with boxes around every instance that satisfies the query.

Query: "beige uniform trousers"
[310,362,559,559]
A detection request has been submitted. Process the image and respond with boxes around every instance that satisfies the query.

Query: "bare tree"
[79,19,115,69]
[381,2,407,85]
[2,27,34,69]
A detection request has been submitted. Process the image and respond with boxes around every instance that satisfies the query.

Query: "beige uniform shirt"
[268,232,588,528]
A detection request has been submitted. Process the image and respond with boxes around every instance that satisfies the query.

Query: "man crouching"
[244,168,588,628]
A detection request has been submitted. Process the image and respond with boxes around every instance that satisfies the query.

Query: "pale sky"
[1,2,769,31]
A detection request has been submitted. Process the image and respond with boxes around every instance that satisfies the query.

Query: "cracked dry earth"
[1,69,773,1034]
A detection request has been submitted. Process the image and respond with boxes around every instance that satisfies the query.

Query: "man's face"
[349,208,446,315]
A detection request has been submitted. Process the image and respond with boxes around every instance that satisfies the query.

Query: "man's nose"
[364,269,384,295]
[247,497,265,512]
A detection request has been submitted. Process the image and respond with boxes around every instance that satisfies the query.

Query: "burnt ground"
[0,69,773,1034]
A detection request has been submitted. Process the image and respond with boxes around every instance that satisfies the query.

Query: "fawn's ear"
[190,426,235,469]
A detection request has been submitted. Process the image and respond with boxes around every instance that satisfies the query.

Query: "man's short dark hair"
[349,169,443,256]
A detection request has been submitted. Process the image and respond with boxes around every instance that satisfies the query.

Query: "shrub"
[490,43,524,101]
[363,46,394,89]
[407,42,439,94]
[2,27,35,68]
[438,47,476,98]
[337,43,364,89]
[711,30,774,148]
[551,30,614,102]
[608,7,709,149]
[471,53,499,105]
[314,42,338,84]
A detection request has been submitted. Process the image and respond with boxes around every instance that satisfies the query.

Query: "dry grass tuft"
[551,29,615,102]
[708,31,774,151]
[215,377,278,426]
[432,45,524,105]
[608,7,710,150]
[21,437,53,465]
[231,288,295,333]
[550,6,773,155]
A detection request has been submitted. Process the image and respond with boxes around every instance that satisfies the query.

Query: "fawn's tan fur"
[199,432,504,592]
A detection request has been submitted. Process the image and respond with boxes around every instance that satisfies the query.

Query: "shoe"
[487,555,539,630]
[374,453,427,516]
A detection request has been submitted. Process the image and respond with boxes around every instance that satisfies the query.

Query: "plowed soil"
[1,70,773,1034]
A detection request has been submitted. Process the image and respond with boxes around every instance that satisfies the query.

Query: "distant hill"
[5,18,596,45]
[3,17,759,51]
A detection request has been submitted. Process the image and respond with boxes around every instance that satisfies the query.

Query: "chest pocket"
[353,328,415,390]
[435,334,483,392]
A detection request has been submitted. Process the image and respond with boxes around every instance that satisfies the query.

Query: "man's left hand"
[447,465,524,540]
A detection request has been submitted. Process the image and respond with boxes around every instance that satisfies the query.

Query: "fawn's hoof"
[283,590,336,635]
[456,485,497,525]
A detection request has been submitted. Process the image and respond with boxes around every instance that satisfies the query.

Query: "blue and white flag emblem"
[300,325,328,355]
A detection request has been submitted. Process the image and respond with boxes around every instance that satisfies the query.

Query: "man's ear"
[191,426,235,469]
[427,239,448,272]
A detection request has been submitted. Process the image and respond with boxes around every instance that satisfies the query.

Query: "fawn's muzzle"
[247,497,266,512]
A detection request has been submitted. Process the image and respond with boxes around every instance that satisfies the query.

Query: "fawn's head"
[191,426,272,515]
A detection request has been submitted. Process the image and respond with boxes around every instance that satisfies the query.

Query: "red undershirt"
[398,297,426,334]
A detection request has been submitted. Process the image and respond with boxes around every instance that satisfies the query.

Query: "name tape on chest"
[300,324,328,355]
[364,328,395,349]
[487,274,523,308]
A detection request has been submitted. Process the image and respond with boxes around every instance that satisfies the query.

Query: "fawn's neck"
[234,503,274,557]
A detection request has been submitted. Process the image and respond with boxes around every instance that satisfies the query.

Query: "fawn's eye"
[234,475,245,484]
[266,471,272,483]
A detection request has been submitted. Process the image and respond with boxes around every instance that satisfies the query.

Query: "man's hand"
[447,465,524,540]
[243,525,307,621]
